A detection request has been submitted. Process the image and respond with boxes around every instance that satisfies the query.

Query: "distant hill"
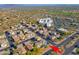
[0,4,79,8]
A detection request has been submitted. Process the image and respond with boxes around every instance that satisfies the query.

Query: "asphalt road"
[43,32,79,55]
[63,40,79,55]
[57,32,77,47]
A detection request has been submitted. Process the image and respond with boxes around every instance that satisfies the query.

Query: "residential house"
[0,37,9,49]
[16,31,25,41]
[12,35,21,44]
[24,41,33,50]
[16,44,27,55]
[26,44,33,50]
[26,32,35,39]
[35,40,47,48]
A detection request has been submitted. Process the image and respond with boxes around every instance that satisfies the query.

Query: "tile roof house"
[12,35,21,44]
[35,40,47,48]
[24,41,33,50]
[26,44,33,50]
[16,44,27,54]
[0,38,9,49]
[16,31,25,41]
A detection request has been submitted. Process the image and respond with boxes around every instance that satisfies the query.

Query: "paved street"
[63,40,79,55]
[57,32,77,47]
[43,31,79,55]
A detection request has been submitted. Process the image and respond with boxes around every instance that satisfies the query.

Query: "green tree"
[76,48,79,54]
